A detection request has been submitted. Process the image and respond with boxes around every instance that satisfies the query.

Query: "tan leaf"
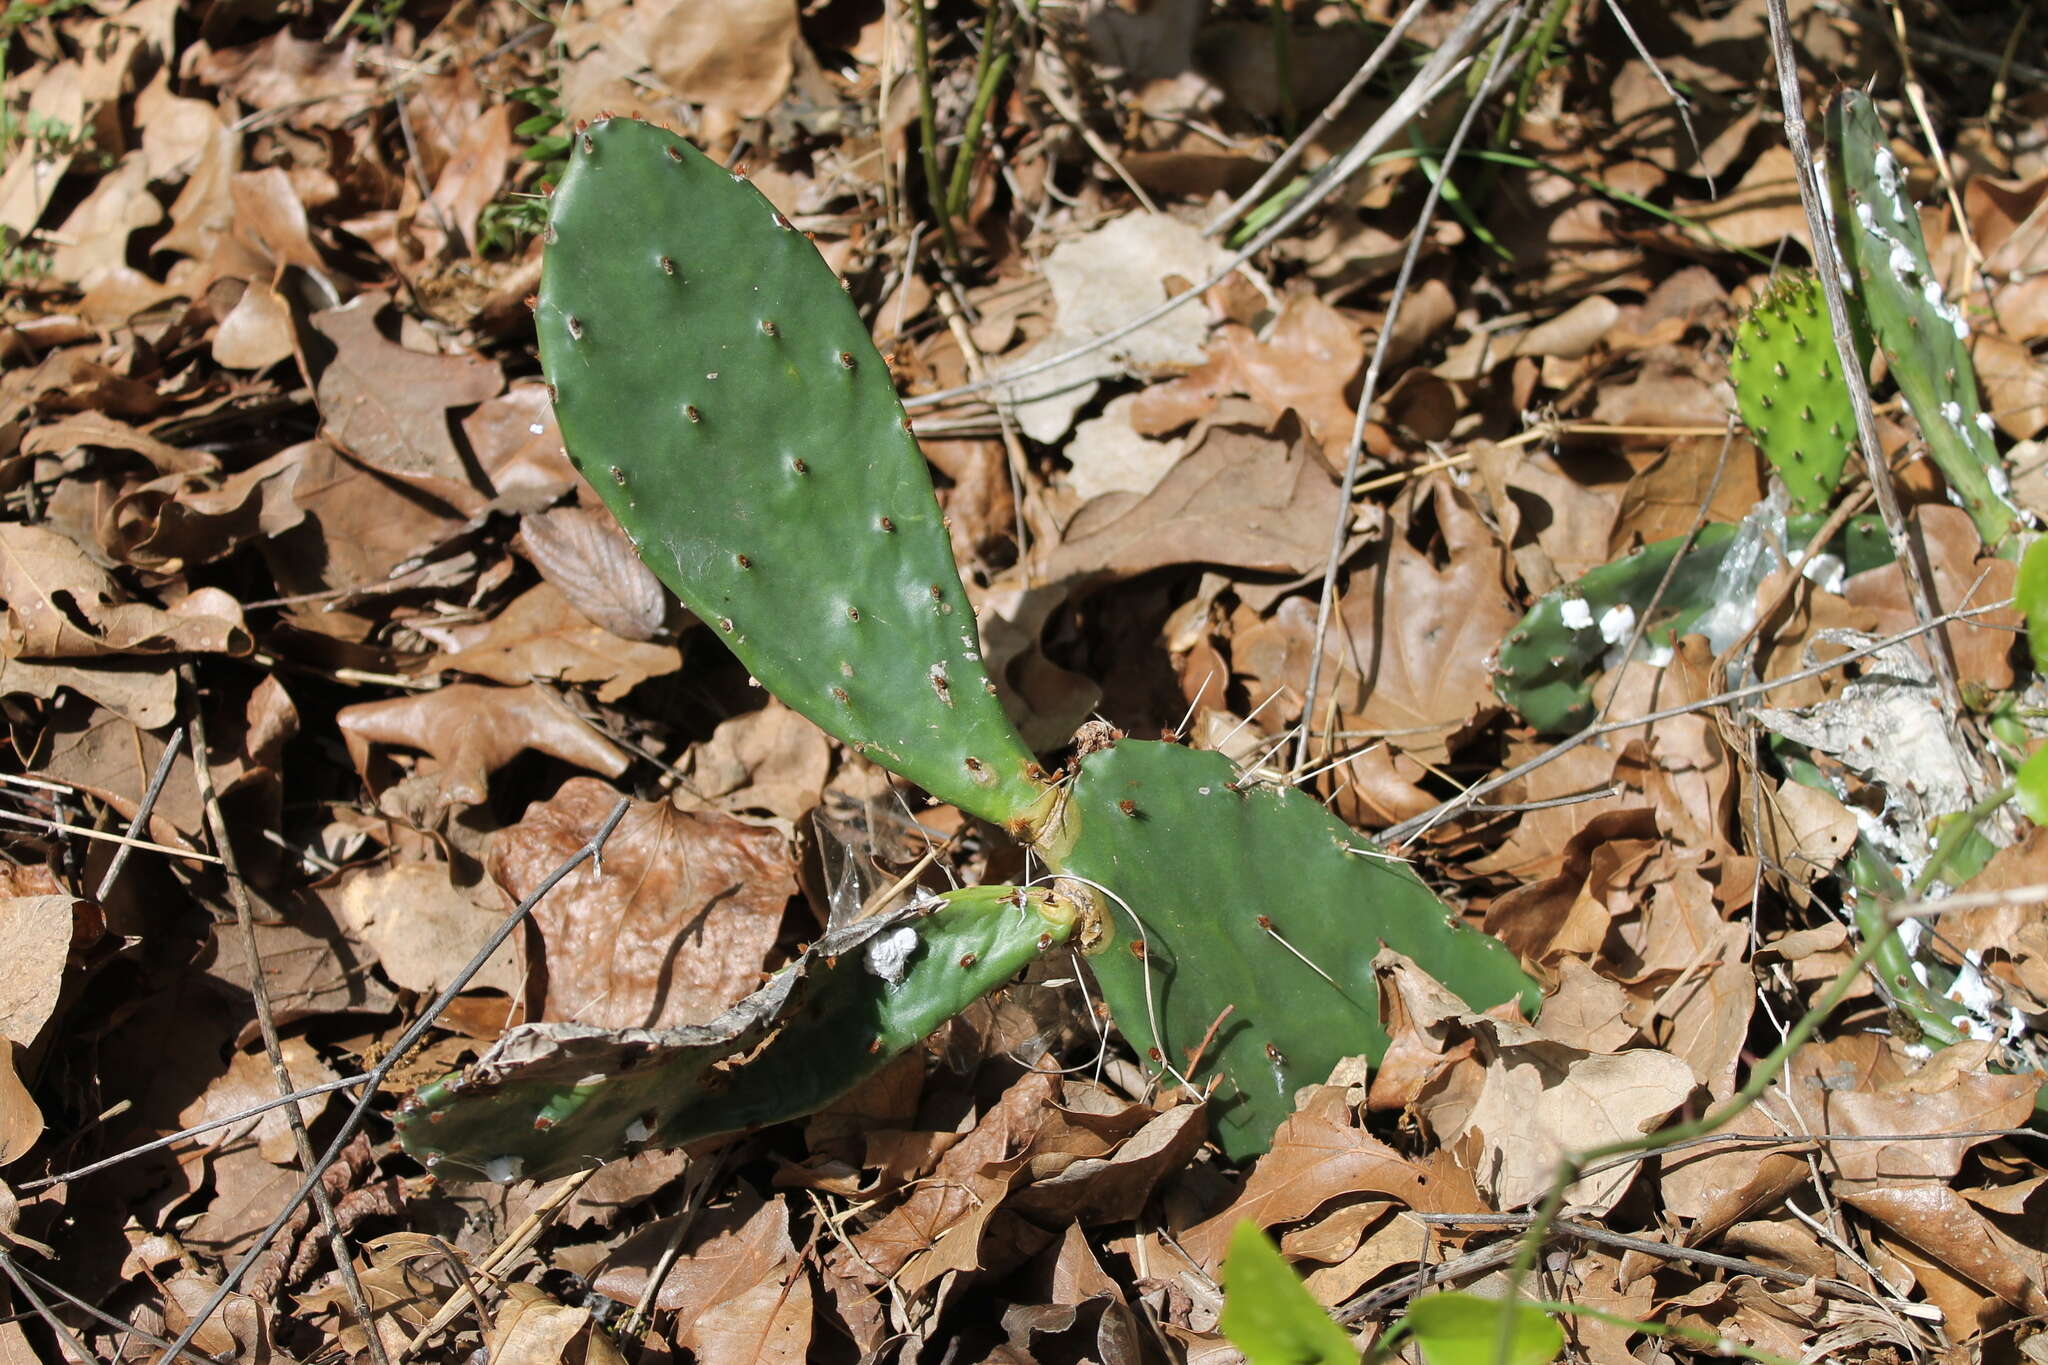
[1449,1018,1695,1212]
[647,0,801,118]
[337,683,629,810]
[486,1284,626,1365]
[0,523,249,659]
[425,582,680,702]
[517,506,670,643]
[330,861,525,997]
[308,292,504,503]
[0,1046,42,1168]
[0,895,79,1051]
[488,777,795,1029]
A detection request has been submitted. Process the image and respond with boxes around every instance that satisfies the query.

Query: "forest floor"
[2,0,2047,1360]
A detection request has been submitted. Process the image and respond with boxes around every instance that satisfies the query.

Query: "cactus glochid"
[399,117,1539,1178]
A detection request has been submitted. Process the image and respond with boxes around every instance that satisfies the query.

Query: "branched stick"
[152,797,632,1365]
[181,664,389,1365]
[1291,2,1529,777]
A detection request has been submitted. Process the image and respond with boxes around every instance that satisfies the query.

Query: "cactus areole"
[400,116,1541,1175]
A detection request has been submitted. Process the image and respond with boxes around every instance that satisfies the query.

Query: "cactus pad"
[1494,513,1896,734]
[1825,91,2022,555]
[397,884,1077,1181]
[1052,739,1537,1160]
[1730,271,1866,516]
[538,119,1047,822]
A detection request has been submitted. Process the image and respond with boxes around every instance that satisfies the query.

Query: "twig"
[0,1249,228,1365]
[1201,0,1431,238]
[903,0,1513,412]
[396,1167,600,1359]
[23,1074,375,1191]
[0,809,220,866]
[152,797,633,1365]
[181,666,390,1365]
[0,1247,94,1363]
[1762,0,1973,739]
[94,723,188,902]
[1291,6,1528,778]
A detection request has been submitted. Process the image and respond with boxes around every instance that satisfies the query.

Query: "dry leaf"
[488,777,796,1029]
[0,523,249,659]
[517,505,670,642]
[423,582,680,702]
[337,682,629,811]
[330,860,525,997]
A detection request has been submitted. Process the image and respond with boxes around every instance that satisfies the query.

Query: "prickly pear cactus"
[397,884,1076,1181]
[1730,271,1867,515]
[1825,90,2023,555]
[401,117,1546,1176]
[1494,513,1896,733]
[1052,740,1537,1159]
[538,119,1048,822]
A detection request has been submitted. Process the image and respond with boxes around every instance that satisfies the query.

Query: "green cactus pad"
[1053,740,1537,1160]
[1825,90,2023,555]
[538,119,1046,822]
[1494,513,1896,734]
[1731,271,1866,516]
[396,884,1076,1181]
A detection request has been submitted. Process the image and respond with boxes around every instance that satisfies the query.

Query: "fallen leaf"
[0,523,250,659]
[647,0,801,118]
[0,895,78,1052]
[306,291,503,505]
[330,860,525,997]
[0,1046,41,1167]
[996,212,1230,442]
[1443,1016,1695,1212]
[337,682,629,813]
[517,505,671,642]
[682,701,832,826]
[423,581,680,702]
[488,777,796,1029]
[486,1283,627,1365]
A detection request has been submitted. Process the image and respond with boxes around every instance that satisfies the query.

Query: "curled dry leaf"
[330,860,525,997]
[517,505,671,642]
[337,682,629,809]
[488,777,796,1030]
[486,1283,628,1365]
[0,895,81,1054]
[0,523,249,659]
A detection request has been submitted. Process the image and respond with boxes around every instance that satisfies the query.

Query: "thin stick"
[903,0,1512,412]
[24,1074,375,1190]
[0,808,220,865]
[0,1250,228,1364]
[94,722,188,902]
[1762,0,1969,732]
[1202,0,1431,237]
[153,798,632,1365]
[182,668,390,1365]
[0,1248,93,1363]
[1292,7,1528,777]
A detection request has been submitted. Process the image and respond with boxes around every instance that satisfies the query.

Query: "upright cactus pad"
[1730,272,1865,516]
[1053,740,1537,1159]
[538,119,1047,822]
[397,884,1077,1181]
[1494,514,1896,734]
[1826,90,2023,556]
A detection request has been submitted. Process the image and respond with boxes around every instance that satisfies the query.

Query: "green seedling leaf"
[1218,1222,1357,1365]
[2020,536,2048,672]
[396,884,1076,1180]
[2016,747,2048,827]
[1054,740,1536,1159]
[1404,1293,1563,1365]
[538,119,1046,824]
